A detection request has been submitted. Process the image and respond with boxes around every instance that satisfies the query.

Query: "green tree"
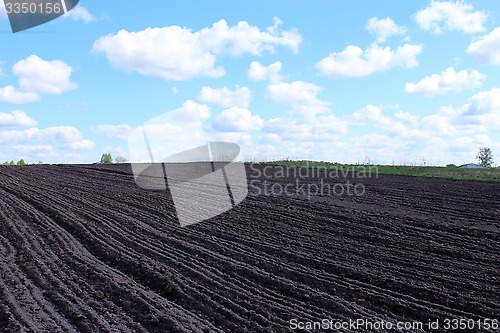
[476,147,493,167]
[100,153,113,164]
[17,159,26,166]
[9,160,15,166]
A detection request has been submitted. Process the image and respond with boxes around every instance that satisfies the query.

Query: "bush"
[100,153,113,164]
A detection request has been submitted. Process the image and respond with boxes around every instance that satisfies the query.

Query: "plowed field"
[0,164,498,332]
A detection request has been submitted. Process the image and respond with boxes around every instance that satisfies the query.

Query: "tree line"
[2,159,43,166]
[2,149,492,167]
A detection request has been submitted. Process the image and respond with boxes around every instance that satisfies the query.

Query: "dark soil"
[0,164,498,332]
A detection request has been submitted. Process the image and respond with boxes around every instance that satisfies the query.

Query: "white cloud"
[198,86,251,108]
[420,113,460,136]
[0,55,76,104]
[63,6,94,23]
[0,126,94,150]
[92,18,301,81]
[352,104,413,137]
[264,114,347,142]
[13,145,53,152]
[405,67,485,97]
[395,110,419,126]
[177,100,211,122]
[128,102,212,163]
[267,80,331,121]
[91,125,133,141]
[352,88,500,139]
[213,107,263,132]
[65,139,95,150]
[261,75,347,141]
[246,85,500,165]
[316,43,422,79]
[247,61,282,82]
[415,0,487,34]
[340,98,500,165]
[417,88,500,135]
[366,17,407,42]
[93,27,222,81]
[266,80,324,107]
[467,27,500,65]
[13,55,76,94]
[460,87,500,129]
[0,110,37,127]
[0,86,40,104]
[35,126,85,143]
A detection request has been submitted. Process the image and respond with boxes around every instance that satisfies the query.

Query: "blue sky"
[0,0,499,165]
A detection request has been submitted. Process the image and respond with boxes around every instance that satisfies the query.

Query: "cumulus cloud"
[261,73,347,141]
[316,43,422,79]
[352,104,413,137]
[250,87,500,164]
[0,126,94,150]
[13,145,53,152]
[460,87,500,129]
[198,86,251,108]
[91,124,133,141]
[13,55,76,94]
[341,98,500,165]
[213,107,263,132]
[93,18,301,81]
[0,55,76,104]
[405,67,485,97]
[64,139,95,150]
[63,6,94,23]
[264,114,347,143]
[128,101,213,163]
[247,61,283,82]
[357,88,500,137]
[417,88,500,136]
[420,115,454,136]
[266,80,329,118]
[0,86,40,104]
[366,17,407,42]
[0,110,37,127]
[415,0,487,34]
[176,100,211,122]
[467,27,500,65]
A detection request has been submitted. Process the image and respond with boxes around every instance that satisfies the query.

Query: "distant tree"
[114,156,128,163]
[9,160,15,166]
[100,153,113,164]
[16,159,26,166]
[476,147,493,167]
[38,161,44,164]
